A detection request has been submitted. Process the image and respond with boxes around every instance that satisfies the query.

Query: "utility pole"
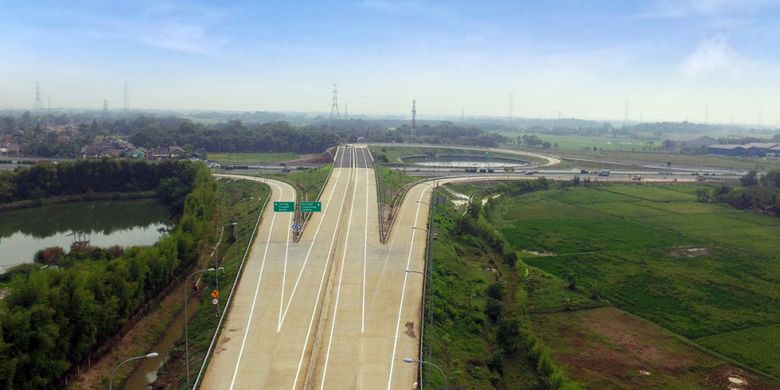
[123,82,129,112]
[328,84,340,124]
[411,99,417,142]
[33,82,43,112]
[624,99,630,122]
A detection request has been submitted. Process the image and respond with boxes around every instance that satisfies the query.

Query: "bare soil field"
[532,307,777,389]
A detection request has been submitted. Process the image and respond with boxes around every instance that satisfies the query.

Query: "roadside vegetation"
[267,164,332,201]
[425,181,579,389]
[484,181,780,381]
[152,177,269,389]
[0,159,216,389]
[207,152,299,164]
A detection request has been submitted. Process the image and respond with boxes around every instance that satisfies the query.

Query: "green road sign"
[273,201,295,212]
[300,201,322,212]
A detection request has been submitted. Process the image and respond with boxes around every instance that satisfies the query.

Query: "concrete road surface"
[203,146,429,389]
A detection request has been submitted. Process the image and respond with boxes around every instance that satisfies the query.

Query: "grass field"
[488,184,780,378]
[369,145,547,165]
[207,152,299,163]
[502,132,665,152]
[553,148,780,171]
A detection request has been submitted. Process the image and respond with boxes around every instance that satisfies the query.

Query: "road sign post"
[300,201,322,212]
[273,201,295,212]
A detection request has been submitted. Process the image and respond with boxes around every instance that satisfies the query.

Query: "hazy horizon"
[1,1,779,126]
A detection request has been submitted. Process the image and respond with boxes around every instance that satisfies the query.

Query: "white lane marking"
[362,147,369,333]
[290,148,355,390]
[386,186,430,390]
[319,149,360,389]
[229,181,292,390]
[277,147,346,330]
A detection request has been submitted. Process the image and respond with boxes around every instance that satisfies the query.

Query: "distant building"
[708,143,780,157]
[768,145,780,159]
[0,142,22,156]
[148,145,186,160]
[663,135,718,152]
[81,136,136,159]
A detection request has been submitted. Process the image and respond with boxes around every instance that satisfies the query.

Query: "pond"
[0,199,171,272]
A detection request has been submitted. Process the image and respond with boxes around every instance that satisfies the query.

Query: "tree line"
[1,112,511,157]
[0,159,217,389]
[701,169,780,215]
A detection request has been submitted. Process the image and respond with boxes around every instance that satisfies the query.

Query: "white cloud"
[140,22,215,55]
[680,36,756,78]
[640,0,777,18]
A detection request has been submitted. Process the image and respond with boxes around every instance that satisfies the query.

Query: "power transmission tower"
[624,99,630,122]
[123,82,129,112]
[705,104,710,124]
[329,84,340,122]
[461,108,464,121]
[508,91,514,119]
[47,96,51,114]
[102,99,109,119]
[758,107,763,127]
[344,104,348,120]
[33,82,43,112]
[411,99,417,142]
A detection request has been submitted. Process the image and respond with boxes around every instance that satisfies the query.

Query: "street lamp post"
[214,222,237,315]
[403,357,449,390]
[109,352,158,390]
[184,268,215,389]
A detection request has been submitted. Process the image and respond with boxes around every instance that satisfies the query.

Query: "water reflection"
[0,199,171,271]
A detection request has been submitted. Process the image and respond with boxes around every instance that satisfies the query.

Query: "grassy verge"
[266,164,332,201]
[150,178,270,389]
[425,186,580,389]
[207,152,298,163]
[375,164,417,205]
[369,145,545,165]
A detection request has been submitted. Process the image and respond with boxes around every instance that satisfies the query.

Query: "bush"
[33,247,65,265]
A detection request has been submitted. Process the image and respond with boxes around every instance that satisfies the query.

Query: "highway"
[202,145,427,389]
[202,145,720,389]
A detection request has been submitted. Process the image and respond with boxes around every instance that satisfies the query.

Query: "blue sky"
[0,0,778,124]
